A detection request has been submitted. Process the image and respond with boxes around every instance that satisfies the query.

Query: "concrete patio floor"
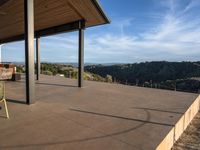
[0,75,199,150]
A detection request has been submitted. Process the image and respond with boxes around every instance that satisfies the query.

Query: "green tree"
[42,70,53,76]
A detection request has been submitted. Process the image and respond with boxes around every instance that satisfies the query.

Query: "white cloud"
[183,0,200,13]
[80,0,200,63]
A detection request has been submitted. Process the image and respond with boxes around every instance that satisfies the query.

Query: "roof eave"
[91,0,111,24]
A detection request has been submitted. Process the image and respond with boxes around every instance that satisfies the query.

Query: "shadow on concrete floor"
[7,99,26,105]
[11,80,77,88]
[36,82,78,88]
[70,108,174,127]
[132,107,184,114]
[0,109,152,149]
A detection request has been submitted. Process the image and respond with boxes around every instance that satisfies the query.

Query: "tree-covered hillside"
[16,61,200,93]
[85,61,200,93]
[17,63,113,83]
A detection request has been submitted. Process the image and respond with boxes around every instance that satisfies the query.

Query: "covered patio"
[1,1,200,150]
[0,0,110,104]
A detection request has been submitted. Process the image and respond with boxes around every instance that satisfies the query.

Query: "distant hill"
[85,61,200,93]
[15,61,200,93]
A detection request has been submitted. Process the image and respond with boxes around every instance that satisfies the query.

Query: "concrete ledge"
[156,95,200,150]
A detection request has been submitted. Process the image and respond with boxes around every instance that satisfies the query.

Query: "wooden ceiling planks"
[0,0,10,7]
[0,0,109,42]
[68,0,105,26]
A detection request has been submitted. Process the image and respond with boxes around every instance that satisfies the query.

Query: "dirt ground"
[172,112,200,150]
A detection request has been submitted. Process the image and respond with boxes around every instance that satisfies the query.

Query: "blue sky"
[1,0,200,63]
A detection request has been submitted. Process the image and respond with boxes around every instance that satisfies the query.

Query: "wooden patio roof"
[0,0,110,43]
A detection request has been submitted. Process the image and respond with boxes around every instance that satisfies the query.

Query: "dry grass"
[172,112,200,150]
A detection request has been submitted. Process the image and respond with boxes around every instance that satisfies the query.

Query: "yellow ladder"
[0,99,9,119]
[0,82,9,119]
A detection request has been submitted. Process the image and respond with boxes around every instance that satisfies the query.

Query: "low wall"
[156,95,200,150]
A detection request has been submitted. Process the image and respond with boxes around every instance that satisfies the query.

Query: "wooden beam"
[0,20,82,44]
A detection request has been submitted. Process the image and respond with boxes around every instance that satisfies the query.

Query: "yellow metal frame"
[0,82,9,119]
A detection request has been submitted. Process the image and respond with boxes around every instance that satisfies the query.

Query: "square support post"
[78,20,85,87]
[0,44,2,63]
[24,0,35,104]
[36,37,40,80]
